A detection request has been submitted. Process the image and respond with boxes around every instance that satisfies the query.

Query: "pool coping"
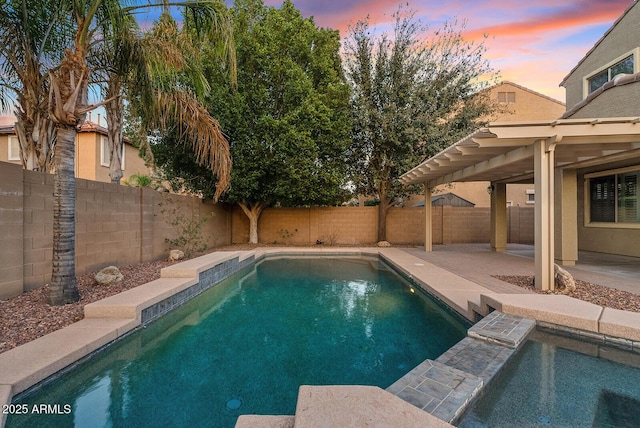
[2,247,640,427]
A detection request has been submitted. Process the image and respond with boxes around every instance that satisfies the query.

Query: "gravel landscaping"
[494,275,640,313]
[2,250,639,355]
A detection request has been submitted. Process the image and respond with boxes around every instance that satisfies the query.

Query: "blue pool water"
[7,257,467,428]
[459,330,640,427]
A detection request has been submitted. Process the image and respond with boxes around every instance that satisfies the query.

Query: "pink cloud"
[462,1,629,42]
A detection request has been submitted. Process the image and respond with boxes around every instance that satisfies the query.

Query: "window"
[8,136,20,161]
[498,92,516,103]
[100,136,109,166]
[587,55,634,94]
[588,168,639,224]
[526,189,535,204]
[100,136,125,169]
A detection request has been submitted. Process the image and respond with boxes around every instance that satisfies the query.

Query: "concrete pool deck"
[1,245,640,427]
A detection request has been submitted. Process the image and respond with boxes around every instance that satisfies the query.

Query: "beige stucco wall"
[562,3,640,110]
[3,130,151,183]
[416,82,563,209]
[76,131,99,180]
[0,134,21,165]
[487,82,565,122]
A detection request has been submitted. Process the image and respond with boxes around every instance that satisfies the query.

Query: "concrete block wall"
[0,163,26,297]
[22,170,54,291]
[0,162,232,299]
[448,207,491,244]
[387,207,425,245]
[508,206,535,245]
[315,207,378,245]
[75,179,141,276]
[231,206,378,245]
[231,205,534,247]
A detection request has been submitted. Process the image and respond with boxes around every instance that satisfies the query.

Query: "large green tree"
[155,0,351,244]
[344,7,498,241]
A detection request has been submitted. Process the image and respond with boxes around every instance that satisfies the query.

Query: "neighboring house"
[401,0,640,290]
[0,117,150,183]
[421,81,565,208]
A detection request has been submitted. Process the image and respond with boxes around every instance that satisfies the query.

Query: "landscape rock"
[554,264,576,294]
[95,266,124,285]
[376,241,392,247]
[169,249,185,261]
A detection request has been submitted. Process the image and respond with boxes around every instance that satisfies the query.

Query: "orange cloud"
[463,2,628,42]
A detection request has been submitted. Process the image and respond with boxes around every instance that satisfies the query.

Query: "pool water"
[8,257,467,428]
[459,330,640,427]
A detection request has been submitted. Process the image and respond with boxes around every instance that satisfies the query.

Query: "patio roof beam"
[428,145,534,187]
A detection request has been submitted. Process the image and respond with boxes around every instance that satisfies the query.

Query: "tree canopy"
[154,0,352,243]
[344,7,499,240]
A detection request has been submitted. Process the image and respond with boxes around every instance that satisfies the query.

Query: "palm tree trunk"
[46,126,79,305]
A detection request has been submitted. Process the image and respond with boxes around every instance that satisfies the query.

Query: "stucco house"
[401,0,640,290]
[426,81,566,208]
[0,116,150,183]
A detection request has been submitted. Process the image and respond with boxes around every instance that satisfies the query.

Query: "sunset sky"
[274,0,633,103]
[0,0,634,126]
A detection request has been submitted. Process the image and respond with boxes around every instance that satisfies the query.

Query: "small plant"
[160,198,212,257]
[279,228,298,245]
[325,228,339,246]
[123,173,153,188]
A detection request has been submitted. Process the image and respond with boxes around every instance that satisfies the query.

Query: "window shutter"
[590,175,616,222]
[618,172,638,223]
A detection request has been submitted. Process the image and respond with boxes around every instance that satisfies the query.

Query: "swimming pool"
[7,257,467,428]
[458,329,640,427]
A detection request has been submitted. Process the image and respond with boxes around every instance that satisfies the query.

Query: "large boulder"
[169,249,185,261]
[554,264,576,294]
[95,266,123,285]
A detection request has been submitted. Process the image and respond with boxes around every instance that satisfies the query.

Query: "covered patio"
[400,117,640,291]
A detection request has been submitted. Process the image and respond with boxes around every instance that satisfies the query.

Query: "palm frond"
[155,89,231,201]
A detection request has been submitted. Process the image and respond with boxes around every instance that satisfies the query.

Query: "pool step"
[235,415,294,428]
[468,311,536,349]
[386,359,483,424]
[235,385,452,428]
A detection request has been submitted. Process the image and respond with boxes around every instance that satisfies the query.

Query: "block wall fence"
[0,162,231,299]
[0,161,534,299]
[230,205,534,247]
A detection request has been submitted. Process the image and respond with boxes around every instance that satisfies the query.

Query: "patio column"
[534,139,555,291]
[490,182,507,252]
[425,185,432,252]
[554,168,578,265]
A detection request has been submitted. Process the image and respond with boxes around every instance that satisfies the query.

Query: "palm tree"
[94,5,235,188]
[0,0,68,172]
[90,8,149,184]
[43,0,233,305]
